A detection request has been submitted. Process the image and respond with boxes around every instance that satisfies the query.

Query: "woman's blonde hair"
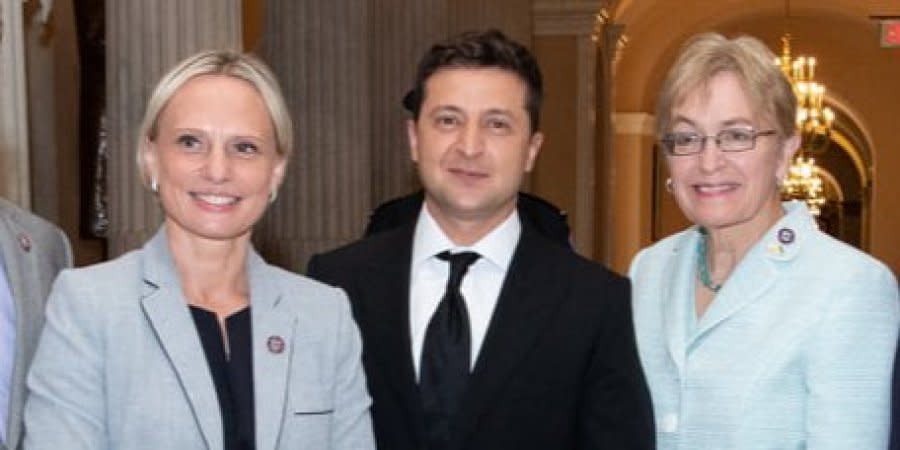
[656,33,796,139]
[135,50,293,186]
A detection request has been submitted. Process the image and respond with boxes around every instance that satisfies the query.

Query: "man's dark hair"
[402,29,543,131]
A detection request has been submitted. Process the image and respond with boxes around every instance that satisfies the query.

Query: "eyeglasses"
[660,128,777,156]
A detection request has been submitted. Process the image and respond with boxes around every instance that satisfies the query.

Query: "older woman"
[24,50,374,450]
[629,33,899,448]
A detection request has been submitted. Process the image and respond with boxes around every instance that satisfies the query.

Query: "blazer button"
[660,413,679,433]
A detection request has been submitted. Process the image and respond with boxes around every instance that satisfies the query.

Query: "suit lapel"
[139,230,221,450]
[364,226,427,443]
[0,211,38,356]
[660,228,778,355]
[0,213,26,447]
[0,209,45,449]
[691,203,817,342]
[661,230,698,375]
[0,211,31,319]
[664,203,812,358]
[693,245,777,342]
[452,230,564,446]
[248,250,295,450]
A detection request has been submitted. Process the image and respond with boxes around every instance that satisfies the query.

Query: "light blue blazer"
[629,201,900,449]
[24,228,375,450]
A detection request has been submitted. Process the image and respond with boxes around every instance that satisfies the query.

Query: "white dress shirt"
[409,206,520,379]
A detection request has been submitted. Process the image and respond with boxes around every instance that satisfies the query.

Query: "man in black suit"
[307,29,654,450]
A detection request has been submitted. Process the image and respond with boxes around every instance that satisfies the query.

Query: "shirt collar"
[411,205,521,271]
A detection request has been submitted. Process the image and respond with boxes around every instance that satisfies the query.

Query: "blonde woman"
[25,50,374,450]
[630,33,899,449]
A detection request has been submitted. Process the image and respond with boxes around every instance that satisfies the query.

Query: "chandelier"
[777,34,835,151]
[775,11,833,216]
[782,152,826,215]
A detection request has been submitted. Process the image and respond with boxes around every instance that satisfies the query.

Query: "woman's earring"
[269,189,278,204]
[665,178,674,193]
[150,177,159,194]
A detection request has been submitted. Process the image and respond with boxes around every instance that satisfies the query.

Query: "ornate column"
[592,18,627,267]
[0,0,32,207]
[105,0,242,256]
[532,1,601,258]
[609,112,656,273]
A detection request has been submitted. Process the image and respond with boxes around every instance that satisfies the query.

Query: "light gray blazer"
[24,227,374,450]
[0,198,71,450]
[630,201,900,449]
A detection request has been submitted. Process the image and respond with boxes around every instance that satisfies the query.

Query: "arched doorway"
[810,103,875,250]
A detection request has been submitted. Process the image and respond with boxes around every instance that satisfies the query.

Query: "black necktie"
[420,250,480,450]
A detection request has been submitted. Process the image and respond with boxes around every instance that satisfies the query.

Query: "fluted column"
[105,0,241,256]
[368,0,446,204]
[257,0,373,270]
[0,0,31,207]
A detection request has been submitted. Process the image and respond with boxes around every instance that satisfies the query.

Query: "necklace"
[696,229,721,293]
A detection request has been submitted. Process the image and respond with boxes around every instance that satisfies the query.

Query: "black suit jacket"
[307,222,655,450]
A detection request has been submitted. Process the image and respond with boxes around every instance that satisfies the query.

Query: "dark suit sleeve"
[306,253,339,287]
[579,277,655,450]
[306,254,324,279]
[306,253,348,295]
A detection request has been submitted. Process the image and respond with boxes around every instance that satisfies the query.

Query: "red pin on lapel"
[267,335,285,354]
[17,233,31,252]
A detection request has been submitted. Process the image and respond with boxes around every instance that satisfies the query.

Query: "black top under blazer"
[307,220,655,450]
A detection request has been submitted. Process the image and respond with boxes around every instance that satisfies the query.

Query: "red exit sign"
[882,20,900,47]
